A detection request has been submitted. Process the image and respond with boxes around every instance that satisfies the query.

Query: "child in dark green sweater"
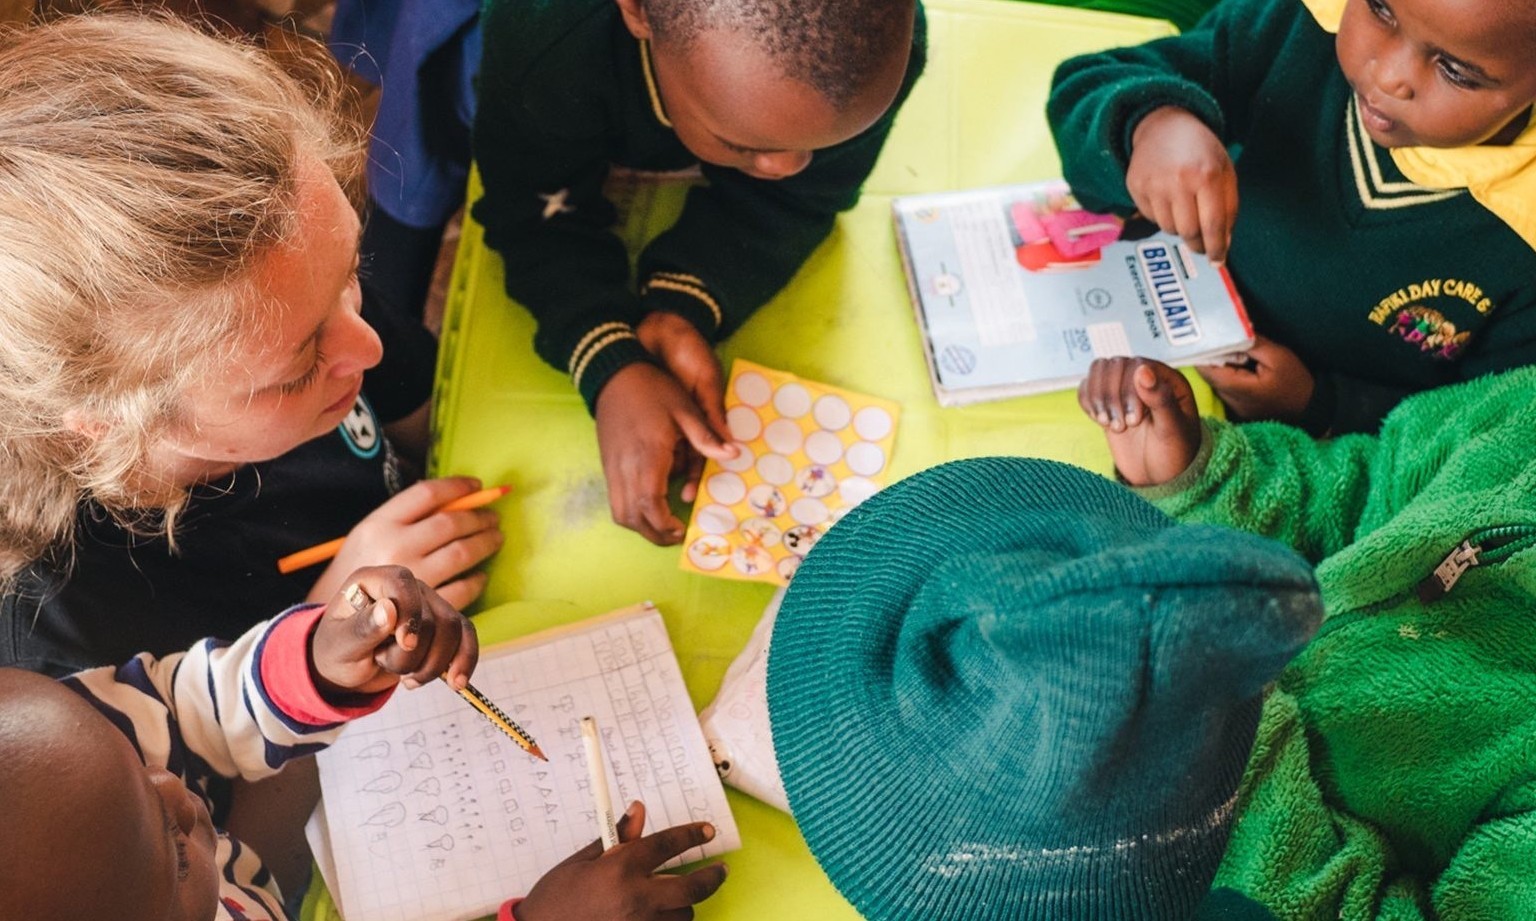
[472,0,925,546]
[1049,0,1536,436]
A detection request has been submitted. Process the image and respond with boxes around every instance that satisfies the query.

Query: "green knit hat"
[766,458,1322,921]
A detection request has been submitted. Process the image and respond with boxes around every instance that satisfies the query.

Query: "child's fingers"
[673,401,736,461]
[1078,359,1116,426]
[616,801,646,843]
[647,863,729,911]
[439,598,479,690]
[1170,192,1206,255]
[635,492,685,546]
[1191,181,1228,264]
[1133,361,1177,416]
[625,822,716,873]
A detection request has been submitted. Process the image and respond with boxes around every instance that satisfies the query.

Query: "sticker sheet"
[680,360,900,585]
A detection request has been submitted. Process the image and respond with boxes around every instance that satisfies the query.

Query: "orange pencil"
[276,484,511,574]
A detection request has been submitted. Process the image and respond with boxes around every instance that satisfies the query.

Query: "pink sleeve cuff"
[258,604,395,725]
[499,898,522,921]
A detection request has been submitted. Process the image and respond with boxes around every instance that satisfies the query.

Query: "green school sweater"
[1139,367,1536,919]
[471,0,926,410]
[1047,0,1536,436]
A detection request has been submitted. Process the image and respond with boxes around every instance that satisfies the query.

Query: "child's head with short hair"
[0,668,220,921]
[1336,0,1536,147]
[614,0,916,180]
[0,14,368,586]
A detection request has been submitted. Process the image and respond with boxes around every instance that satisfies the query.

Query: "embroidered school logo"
[1384,306,1469,360]
[1135,242,1201,346]
[338,394,381,459]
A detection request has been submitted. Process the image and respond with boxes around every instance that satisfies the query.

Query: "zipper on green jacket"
[1415,525,1536,603]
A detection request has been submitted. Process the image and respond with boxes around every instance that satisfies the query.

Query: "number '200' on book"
[894,180,1253,406]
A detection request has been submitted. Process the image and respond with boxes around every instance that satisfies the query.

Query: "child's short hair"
[645,0,914,108]
[0,14,363,585]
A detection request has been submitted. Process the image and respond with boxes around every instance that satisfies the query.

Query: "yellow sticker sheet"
[680,360,901,585]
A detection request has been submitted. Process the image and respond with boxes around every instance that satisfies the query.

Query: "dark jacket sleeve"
[470,3,653,412]
[1046,0,1297,214]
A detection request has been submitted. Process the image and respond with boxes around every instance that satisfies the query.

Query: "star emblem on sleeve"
[539,188,575,220]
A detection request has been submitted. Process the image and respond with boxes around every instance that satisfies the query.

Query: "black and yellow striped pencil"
[344,581,547,761]
[448,678,548,762]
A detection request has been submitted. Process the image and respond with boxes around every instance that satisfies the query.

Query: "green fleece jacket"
[1139,366,1536,919]
[1047,0,1536,437]
[471,0,926,411]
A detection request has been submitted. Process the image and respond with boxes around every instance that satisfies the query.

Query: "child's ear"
[614,0,652,39]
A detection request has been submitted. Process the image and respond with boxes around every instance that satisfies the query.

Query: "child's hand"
[308,477,504,609]
[515,801,728,921]
[1196,336,1315,422]
[1078,357,1202,487]
[594,363,738,546]
[636,311,737,504]
[311,565,479,697]
[1126,106,1239,265]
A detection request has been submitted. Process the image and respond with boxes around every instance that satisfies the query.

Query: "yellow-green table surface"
[310,2,1205,918]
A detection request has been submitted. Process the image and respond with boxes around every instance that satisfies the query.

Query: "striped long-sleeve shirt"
[63,604,394,921]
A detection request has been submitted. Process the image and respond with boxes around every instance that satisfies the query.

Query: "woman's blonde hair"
[0,13,364,586]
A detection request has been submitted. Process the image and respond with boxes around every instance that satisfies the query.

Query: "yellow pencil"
[450,679,548,762]
[276,485,510,574]
[342,580,547,762]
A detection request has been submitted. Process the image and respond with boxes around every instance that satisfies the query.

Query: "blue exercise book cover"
[894,180,1253,406]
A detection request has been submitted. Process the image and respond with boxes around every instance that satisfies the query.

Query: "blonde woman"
[0,14,503,677]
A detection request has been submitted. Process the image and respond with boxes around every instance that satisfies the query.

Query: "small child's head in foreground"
[1336,0,1536,147]
[614,0,917,179]
[0,567,476,921]
[0,669,221,921]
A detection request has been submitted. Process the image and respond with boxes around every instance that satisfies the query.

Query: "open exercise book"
[309,602,740,921]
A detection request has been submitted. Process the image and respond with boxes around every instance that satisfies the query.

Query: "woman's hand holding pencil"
[299,478,509,610]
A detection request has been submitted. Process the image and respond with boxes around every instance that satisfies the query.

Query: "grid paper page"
[316,603,740,921]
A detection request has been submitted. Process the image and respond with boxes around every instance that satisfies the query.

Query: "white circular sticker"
[795,465,837,498]
[777,556,802,580]
[852,406,894,441]
[773,382,812,418]
[697,504,737,535]
[739,516,783,548]
[727,406,762,442]
[734,372,773,407]
[845,442,887,477]
[763,418,804,455]
[756,453,795,486]
[718,442,756,472]
[804,430,844,465]
[784,524,821,557]
[732,545,773,576]
[789,497,830,526]
[747,484,787,518]
[705,471,747,505]
[688,536,731,571]
[838,476,880,507]
[813,394,852,431]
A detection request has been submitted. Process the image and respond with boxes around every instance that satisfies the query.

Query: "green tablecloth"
[308,3,1207,919]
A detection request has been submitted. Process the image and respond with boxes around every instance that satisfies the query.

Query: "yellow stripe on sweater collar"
[639,39,674,128]
[1301,0,1536,250]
